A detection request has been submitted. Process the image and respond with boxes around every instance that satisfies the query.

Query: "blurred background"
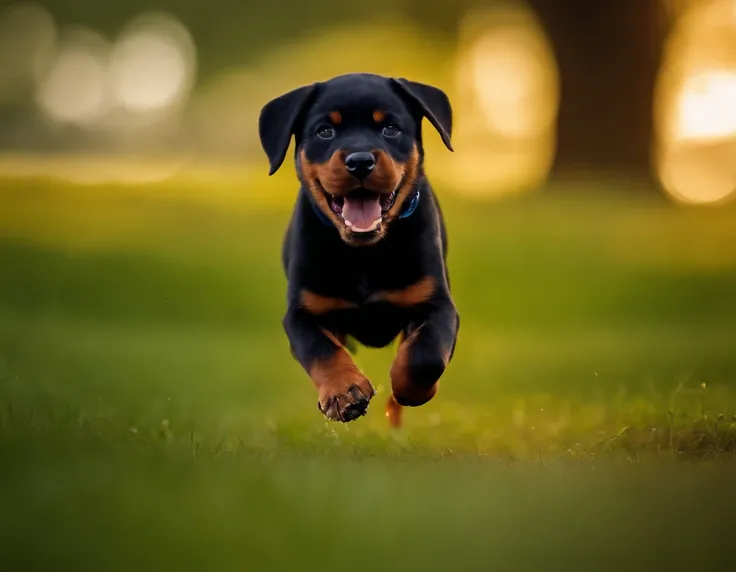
[0,0,735,202]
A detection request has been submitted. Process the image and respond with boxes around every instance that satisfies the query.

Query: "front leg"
[388,298,459,425]
[283,307,375,422]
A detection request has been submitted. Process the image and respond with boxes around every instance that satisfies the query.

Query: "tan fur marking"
[309,328,376,421]
[309,345,361,391]
[389,325,447,406]
[301,290,357,315]
[300,148,352,195]
[373,110,385,123]
[298,148,346,229]
[367,149,402,193]
[329,111,342,125]
[385,394,403,428]
[384,144,420,220]
[370,276,436,307]
[319,327,345,348]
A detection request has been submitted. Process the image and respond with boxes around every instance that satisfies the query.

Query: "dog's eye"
[382,124,400,137]
[317,125,335,139]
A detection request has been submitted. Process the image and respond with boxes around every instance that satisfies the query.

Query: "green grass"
[2,176,736,571]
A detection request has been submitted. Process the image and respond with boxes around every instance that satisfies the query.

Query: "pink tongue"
[342,195,382,231]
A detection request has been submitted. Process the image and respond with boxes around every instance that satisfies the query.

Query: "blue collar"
[400,190,420,219]
[312,189,420,227]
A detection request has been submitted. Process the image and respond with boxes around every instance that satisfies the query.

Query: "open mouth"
[325,187,396,233]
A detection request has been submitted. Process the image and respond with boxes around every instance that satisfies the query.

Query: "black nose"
[344,152,376,180]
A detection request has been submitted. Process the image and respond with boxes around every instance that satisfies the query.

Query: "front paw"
[318,377,376,422]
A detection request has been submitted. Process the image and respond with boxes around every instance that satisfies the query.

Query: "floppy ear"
[391,78,453,152]
[258,83,317,175]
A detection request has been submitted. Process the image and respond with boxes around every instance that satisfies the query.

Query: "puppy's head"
[258,73,453,246]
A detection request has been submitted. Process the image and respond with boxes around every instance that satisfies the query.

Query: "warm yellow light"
[675,71,736,141]
[655,0,736,205]
[469,29,557,139]
[659,145,736,205]
[447,4,559,197]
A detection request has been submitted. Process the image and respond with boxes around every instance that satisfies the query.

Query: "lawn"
[1,174,736,571]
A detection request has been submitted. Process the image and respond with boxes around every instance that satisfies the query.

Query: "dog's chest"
[301,233,425,306]
[350,245,421,300]
[324,278,413,348]
[354,272,374,304]
[349,264,415,305]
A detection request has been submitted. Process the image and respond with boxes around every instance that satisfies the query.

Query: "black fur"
[258,72,460,423]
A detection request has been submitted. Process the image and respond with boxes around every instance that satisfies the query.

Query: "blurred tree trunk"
[527,0,668,183]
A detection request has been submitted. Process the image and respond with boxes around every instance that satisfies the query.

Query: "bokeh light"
[655,0,736,205]
[32,10,196,136]
[35,26,110,127]
[468,28,557,139]
[659,141,736,205]
[109,11,196,114]
[674,71,736,142]
[445,3,559,197]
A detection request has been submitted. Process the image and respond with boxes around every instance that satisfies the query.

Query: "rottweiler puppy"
[258,72,459,427]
